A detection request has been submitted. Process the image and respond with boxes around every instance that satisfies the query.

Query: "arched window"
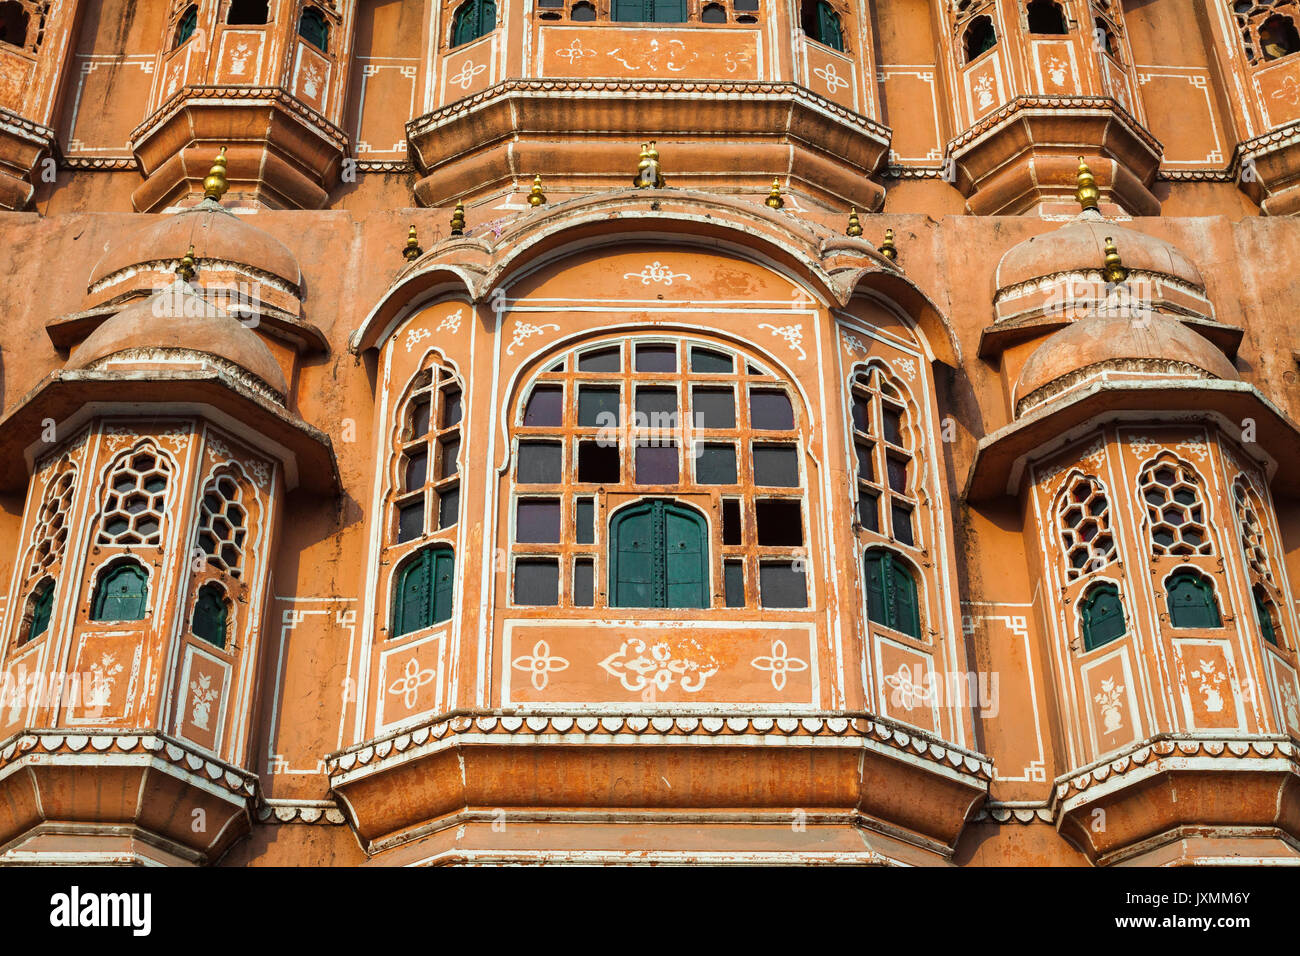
[1260,13,1300,60]
[1026,0,1068,34]
[1254,585,1280,647]
[801,0,844,50]
[0,1,28,48]
[1233,2,1300,65]
[98,447,171,546]
[510,337,806,610]
[612,0,687,21]
[538,0,563,19]
[849,364,917,548]
[734,0,759,23]
[702,2,727,22]
[1057,474,1116,580]
[192,583,230,648]
[297,5,329,50]
[1139,457,1212,557]
[1166,569,1222,629]
[18,579,54,646]
[1079,581,1125,651]
[197,472,248,578]
[391,358,462,544]
[392,546,455,638]
[451,0,497,45]
[91,560,149,622]
[570,1,596,18]
[963,14,997,61]
[863,549,921,639]
[228,0,270,24]
[174,4,199,47]
[1093,17,1121,59]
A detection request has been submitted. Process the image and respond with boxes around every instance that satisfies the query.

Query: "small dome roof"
[995,216,1204,293]
[1015,307,1238,412]
[88,199,301,291]
[67,283,289,398]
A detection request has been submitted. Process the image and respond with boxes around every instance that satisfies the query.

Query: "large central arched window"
[510,337,807,610]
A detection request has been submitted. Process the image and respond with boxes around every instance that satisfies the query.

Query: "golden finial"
[1102,236,1127,284]
[635,141,665,188]
[450,201,465,237]
[1075,156,1100,212]
[403,225,422,262]
[846,207,863,237]
[202,146,229,201]
[765,178,784,210]
[528,174,546,207]
[879,228,897,261]
[176,244,197,282]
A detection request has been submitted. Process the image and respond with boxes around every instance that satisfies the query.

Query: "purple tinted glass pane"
[635,344,677,372]
[635,444,679,484]
[397,500,424,542]
[524,385,563,426]
[516,498,561,542]
[749,389,794,430]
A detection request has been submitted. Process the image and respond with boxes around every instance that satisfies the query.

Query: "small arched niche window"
[801,0,844,50]
[612,0,687,21]
[1093,17,1121,59]
[91,559,149,623]
[1254,585,1281,647]
[192,583,230,648]
[570,0,596,18]
[17,578,54,647]
[174,4,199,47]
[98,447,171,546]
[1057,474,1116,581]
[228,0,270,24]
[849,364,918,548]
[392,545,455,638]
[0,1,28,48]
[863,548,921,639]
[451,0,497,45]
[963,14,997,61]
[1026,0,1069,34]
[1260,12,1300,60]
[1079,581,1125,651]
[1140,457,1212,557]
[734,0,759,23]
[701,2,727,22]
[1166,568,1222,629]
[297,5,329,50]
[391,357,462,545]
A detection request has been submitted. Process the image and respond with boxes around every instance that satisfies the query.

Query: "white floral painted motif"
[1128,435,1158,458]
[758,323,807,361]
[1176,439,1210,463]
[87,652,125,710]
[1190,659,1227,713]
[841,333,868,355]
[1273,74,1300,107]
[229,42,251,76]
[975,75,995,109]
[884,663,933,711]
[301,62,323,99]
[556,38,594,63]
[506,320,561,356]
[189,672,219,730]
[624,261,691,285]
[387,656,436,709]
[1046,56,1067,86]
[1094,677,1126,734]
[892,357,917,382]
[511,639,569,691]
[449,59,487,91]
[405,327,431,352]
[599,638,718,694]
[750,639,809,692]
[813,61,850,95]
[1280,679,1300,732]
[437,309,463,334]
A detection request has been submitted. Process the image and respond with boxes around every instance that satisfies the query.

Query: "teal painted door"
[611,500,708,608]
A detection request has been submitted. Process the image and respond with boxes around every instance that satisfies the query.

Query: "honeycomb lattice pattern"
[29,461,76,576]
[97,450,170,546]
[1234,478,1273,582]
[1140,459,1212,556]
[1057,475,1116,581]
[197,474,247,577]
[1232,0,1300,66]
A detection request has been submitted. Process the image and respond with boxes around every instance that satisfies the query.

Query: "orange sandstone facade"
[0,0,1298,866]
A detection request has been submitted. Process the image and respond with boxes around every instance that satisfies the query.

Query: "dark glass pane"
[523,385,563,426]
[438,486,460,529]
[397,500,424,542]
[440,437,460,478]
[858,489,879,532]
[722,499,742,545]
[749,389,794,430]
[574,559,595,606]
[515,559,559,606]
[724,560,745,607]
[143,476,166,494]
[577,440,621,484]
[410,397,432,438]
[702,2,726,21]
[1256,590,1279,646]
[851,396,871,433]
[886,454,908,493]
[516,498,561,543]
[760,563,808,609]
[635,344,677,372]
[891,501,914,547]
[518,441,561,484]
[855,442,875,482]
[692,387,735,429]
[697,443,737,484]
[882,405,904,446]
[404,450,428,491]
[578,346,621,372]
[635,444,679,484]
[635,387,678,425]
[570,1,595,19]
[756,499,802,546]
[578,386,620,427]
[443,388,463,427]
[753,445,799,487]
[734,0,757,8]
[690,347,733,373]
[576,498,595,544]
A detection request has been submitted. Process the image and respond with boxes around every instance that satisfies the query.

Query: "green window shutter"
[192,584,228,648]
[1167,572,1222,629]
[92,563,148,622]
[890,559,921,639]
[864,551,887,626]
[816,2,844,50]
[177,6,197,46]
[1081,583,1125,650]
[298,7,329,50]
[1254,590,1278,646]
[611,501,657,608]
[653,0,687,22]
[432,549,455,624]
[393,550,432,638]
[663,504,708,609]
[611,500,709,608]
[27,583,54,643]
[612,0,644,21]
[452,0,493,46]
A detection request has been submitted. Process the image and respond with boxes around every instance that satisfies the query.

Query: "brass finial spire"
[1102,235,1127,284]
[634,141,665,188]
[403,225,422,262]
[879,228,897,261]
[176,244,197,282]
[846,207,863,237]
[450,201,466,237]
[528,174,546,207]
[765,178,784,209]
[1075,156,1100,212]
[203,146,229,201]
